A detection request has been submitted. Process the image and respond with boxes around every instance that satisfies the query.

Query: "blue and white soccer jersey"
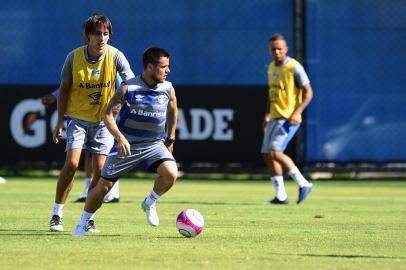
[261,118,300,153]
[101,75,176,181]
[116,76,172,146]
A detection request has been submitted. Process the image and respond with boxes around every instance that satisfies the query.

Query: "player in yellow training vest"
[66,45,117,122]
[261,33,314,205]
[49,14,135,233]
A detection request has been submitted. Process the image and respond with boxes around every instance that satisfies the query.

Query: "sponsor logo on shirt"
[135,95,143,102]
[130,109,166,118]
[88,92,103,105]
[79,81,111,89]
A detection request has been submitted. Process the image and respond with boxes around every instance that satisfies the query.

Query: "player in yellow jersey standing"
[42,86,120,204]
[261,33,314,205]
[49,14,135,232]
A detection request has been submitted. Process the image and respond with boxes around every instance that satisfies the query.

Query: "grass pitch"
[0,177,405,270]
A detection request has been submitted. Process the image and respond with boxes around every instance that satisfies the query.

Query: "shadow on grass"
[164,201,259,206]
[71,200,260,206]
[155,236,186,239]
[71,200,132,204]
[296,253,406,260]
[0,229,120,237]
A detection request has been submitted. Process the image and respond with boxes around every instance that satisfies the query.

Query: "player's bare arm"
[53,79,71,144]
[263,100,272,129]
[290,83,313,125]
[107,83,128,116]
[165,87,178,152]
[104,84,131,156]
[41,94,56,107]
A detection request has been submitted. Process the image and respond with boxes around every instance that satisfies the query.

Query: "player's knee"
[165,168,178,185]
[159,161,178,184]
[97,178,114,193]
[268,150,277,160]
[63,160,79,173]
[64,150,81,171]
[94,179,112,195]
[92,163,104,172]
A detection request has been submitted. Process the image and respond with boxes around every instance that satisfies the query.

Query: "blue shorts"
[261,118,300,153]
[65,118,114,155]
[101,140,176,182]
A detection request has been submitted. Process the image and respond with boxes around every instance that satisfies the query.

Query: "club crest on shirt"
[157,94,168,104]
[91,69,101,78]
[273,72,279,79]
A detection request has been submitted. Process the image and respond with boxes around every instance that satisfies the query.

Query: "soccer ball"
[176,209,204,237]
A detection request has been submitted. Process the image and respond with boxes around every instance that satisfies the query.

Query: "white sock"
[105,181,119,199]
[89,212,95,221]
[288,166,310,188]
[80,177,92,198]
[78,210,93,227]
[84,177,92,192]
[52,203,64,218]
[271,176,288,200]
[145,190,160,206]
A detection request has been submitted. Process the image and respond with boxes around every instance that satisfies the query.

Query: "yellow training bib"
[66,45,117,122]
[267,58,303,122]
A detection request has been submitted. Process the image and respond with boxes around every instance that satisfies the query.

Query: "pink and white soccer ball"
[176,209,204,237]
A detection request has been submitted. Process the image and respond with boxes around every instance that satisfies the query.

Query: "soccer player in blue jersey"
[49,14,135,233]
[72,47,178,236]
[261,33,314,205]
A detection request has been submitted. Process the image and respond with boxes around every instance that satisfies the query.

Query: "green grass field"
[0,177,405,270]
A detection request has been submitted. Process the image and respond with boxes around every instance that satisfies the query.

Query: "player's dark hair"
[80,23,87,43]
[143,47,171,69]
[269,33,286,42]
[83,14,113,39]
